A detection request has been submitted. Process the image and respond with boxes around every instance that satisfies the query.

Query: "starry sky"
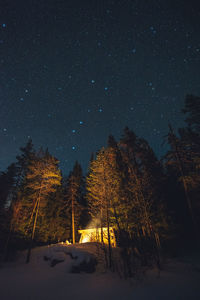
[1,0,200,174]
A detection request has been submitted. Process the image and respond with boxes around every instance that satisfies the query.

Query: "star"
[0,0,199,177]
[149,26,156,34]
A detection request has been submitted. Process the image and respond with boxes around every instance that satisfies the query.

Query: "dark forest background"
[0,94,200,273]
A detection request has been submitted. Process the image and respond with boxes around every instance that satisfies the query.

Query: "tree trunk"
[100,207,103,243]
[72,195,75,244]
[106,204,112,269]
[100,208,108,268]
[26,190,41,263]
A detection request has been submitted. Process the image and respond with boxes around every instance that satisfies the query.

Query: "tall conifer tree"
[66,161,85,244]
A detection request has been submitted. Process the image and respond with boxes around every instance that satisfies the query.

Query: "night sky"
[1,0,200,174]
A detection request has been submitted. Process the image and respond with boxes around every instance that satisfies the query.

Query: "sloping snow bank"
[0,243,200,300]
[17,242,98,273]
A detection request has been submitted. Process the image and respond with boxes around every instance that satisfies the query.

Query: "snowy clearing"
[0,243,200,300]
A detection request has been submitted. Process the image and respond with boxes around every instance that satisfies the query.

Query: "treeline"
[0,94,200,266]
[0,146,88,261]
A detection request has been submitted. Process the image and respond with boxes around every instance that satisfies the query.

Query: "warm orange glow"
[81,235,91,243]
[78,227,116,247]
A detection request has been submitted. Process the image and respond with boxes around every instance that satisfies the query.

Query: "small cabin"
[78,227,116,247]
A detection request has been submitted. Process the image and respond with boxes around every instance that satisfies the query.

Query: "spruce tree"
[65,161,85,244]
[37,185,70,243]
[10,149,62,262]
[182,94,200,133]
[0,164,18,255]
[165,125,198,235]
[87,145,122,268]
[119,127,165,269]
[165,96,200,238]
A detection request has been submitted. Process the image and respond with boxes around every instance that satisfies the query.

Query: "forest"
[0,94,200,274]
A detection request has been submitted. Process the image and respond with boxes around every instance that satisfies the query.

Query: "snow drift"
[0,243,200,300]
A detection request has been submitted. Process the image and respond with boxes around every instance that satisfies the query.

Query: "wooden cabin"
[78,227,116,247]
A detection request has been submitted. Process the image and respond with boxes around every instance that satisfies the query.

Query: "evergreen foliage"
[14,149,61,262]
[65,161,85,243]
[182,94,200,133]
[1,94,200,270]
[164,95,200,239]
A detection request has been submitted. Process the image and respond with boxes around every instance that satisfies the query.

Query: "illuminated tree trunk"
[106,202,112,269]
[86,147,119,269]
[9,151,61,263]
[26,189,42,263]
[72,195,75,244]
[100,207,103,243]
[67,162,84,244]
[103,164,112,269]
[100,206,108,268]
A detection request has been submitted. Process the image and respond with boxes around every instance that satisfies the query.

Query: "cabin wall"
[79,227,116,247]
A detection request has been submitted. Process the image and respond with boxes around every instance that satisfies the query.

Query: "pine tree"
[165,95,200,238]
[5,140,36,250]
[119,127,165,269]
[7,141,37,247]
[65,161,85,244]
[0,163,17,210]
[107,135,127,232]
[165,124,197,235]
[119,127,153,236]
[17,150,62,263]
[0,163,19,259]
[177,96,200,187]
[87,144,122,268]
[182,94,200,133]
[15,139,35,185]
[37,185,70,243]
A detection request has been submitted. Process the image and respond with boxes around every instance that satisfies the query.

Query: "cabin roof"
[78,227,114,233]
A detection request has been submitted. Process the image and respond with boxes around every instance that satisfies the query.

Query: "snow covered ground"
[0,243,200,300]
